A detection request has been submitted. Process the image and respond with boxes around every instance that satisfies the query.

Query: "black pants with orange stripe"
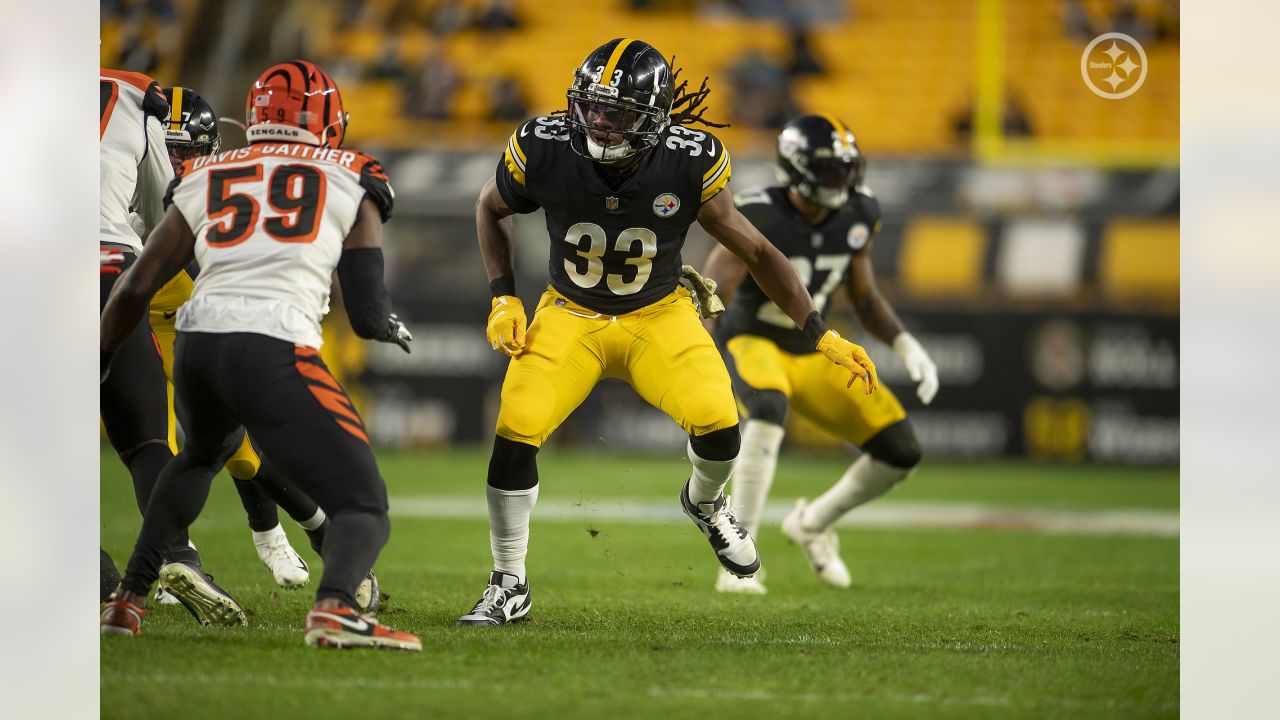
[120,331,390,608]
[100,244,191,554]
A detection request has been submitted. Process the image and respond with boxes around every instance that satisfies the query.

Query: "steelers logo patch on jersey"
[848,222,871,250]
[652,193,681,218]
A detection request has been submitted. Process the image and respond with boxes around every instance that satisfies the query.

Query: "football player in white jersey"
[154,86,311,591]
[100,60,419,651]
[99,68,244,620]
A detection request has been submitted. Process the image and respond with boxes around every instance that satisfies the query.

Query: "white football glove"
[893,332,938,405]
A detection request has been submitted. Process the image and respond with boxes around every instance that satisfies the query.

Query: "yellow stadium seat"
[899,217,987,297]
[1101,219,1179,301]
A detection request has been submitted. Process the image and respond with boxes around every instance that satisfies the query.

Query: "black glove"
[376,313,412,353]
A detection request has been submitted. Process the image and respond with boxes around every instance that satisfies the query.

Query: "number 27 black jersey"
[495,116,732,315]
[717,185,882,355]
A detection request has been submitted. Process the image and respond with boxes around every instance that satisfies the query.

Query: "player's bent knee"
[495,394,554,447]
[116,438,169,466]
[223,437,261,480]
[488,435,539,491]
[689,425,741,462]
[224,456,259,481]
[864,420,923,470]
[743,389,789,426]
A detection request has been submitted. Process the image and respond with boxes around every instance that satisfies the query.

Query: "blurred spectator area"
[302,0,1177,156]
[102,0,1179,159]
[101,0,198,81]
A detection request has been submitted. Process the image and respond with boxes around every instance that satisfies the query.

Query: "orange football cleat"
[100,597,146,637]
[303,607,421,651]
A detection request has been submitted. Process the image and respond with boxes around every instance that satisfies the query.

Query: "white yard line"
[388,496,1178,538]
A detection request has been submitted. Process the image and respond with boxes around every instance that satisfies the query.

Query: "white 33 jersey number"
[757,254,851,327]
[665,126,709,157]
[563,222,657,296]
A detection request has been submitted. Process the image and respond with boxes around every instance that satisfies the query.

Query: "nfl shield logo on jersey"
[652,193,680,217]
[605,196,620,211]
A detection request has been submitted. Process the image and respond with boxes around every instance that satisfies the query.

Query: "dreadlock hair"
[668,56,729,129]
[550,56,729,130]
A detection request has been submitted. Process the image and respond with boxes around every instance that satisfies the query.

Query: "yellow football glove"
[817,330,878,394]
[486,296,527,357]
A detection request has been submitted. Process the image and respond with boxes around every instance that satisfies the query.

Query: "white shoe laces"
[471,584,508,615]
[258,535,304,570]
[806,528,840,563]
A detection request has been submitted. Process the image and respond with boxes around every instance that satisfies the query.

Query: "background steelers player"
[702,114,940,594]
[459,39,879,626]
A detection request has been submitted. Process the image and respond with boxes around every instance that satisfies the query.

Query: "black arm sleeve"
[336,248,392,339]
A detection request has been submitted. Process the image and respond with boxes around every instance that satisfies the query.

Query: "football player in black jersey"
[702,114,939,594]
[459,39,880,626]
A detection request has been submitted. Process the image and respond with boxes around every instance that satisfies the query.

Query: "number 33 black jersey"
[717,185,882,355]
[495,115,733,315]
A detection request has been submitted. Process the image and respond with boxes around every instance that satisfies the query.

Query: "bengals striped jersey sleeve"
[100,68,174,249]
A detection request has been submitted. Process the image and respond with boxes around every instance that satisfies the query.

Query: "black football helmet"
[161,86,221,168]
[776,114,865,209]
[566,38,674,163]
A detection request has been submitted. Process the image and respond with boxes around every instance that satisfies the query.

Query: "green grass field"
[100,447,1178,719]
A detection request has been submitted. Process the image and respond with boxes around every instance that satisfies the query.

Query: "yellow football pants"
[150,271,261,480]
[496,286,740,447]
[726,334,907,446]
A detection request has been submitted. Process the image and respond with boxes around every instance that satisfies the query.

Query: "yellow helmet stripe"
[601,38,636,86]
[818,112,851,150]
[170,86,184,131]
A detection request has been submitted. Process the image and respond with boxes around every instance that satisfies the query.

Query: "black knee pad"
[488,435,539,491]
[689,424,741,462]
[863,420,923,470]
[742,389,789,426]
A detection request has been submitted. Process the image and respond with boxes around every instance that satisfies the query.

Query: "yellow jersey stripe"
[702,145,729,184]
[170,86,184,131]
[503,144,526,185]
[506,134,526,171]
[601,38,635,85]
[701,152,732,203]
[509,130,527,165]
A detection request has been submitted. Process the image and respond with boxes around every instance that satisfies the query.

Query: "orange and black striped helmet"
[245,60,347,148]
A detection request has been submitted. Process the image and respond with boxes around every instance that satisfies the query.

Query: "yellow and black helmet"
[161,86,221,165]
[566,38,674,164]
[776,114,865,210]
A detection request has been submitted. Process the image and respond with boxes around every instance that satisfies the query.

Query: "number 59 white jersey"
[165,142,394,348]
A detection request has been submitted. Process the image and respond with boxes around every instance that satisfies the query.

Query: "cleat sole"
[159,564,247,627]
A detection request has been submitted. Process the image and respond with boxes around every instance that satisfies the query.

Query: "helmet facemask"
[777,123,864,210]
[567,92,666,163]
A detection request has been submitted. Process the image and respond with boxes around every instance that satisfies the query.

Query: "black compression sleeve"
[336,248,392,339]
[802,311,827,347]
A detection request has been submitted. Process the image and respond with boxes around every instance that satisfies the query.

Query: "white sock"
[686,439,736,505]
[488,484,539,583]
[802,455,912,530]
[297,507,327,531]
[251,523,285,545]
[732,420,785,536]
